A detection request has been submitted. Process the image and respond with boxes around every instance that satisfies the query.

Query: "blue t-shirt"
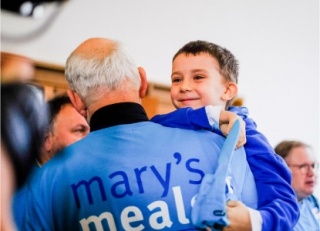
[12,164,40,230]
[23,120,257,230]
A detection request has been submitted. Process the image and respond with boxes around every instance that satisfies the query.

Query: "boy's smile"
[176,96,201,107]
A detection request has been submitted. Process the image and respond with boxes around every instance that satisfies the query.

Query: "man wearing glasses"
[275,140,320,231]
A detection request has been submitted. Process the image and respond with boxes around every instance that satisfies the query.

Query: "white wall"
[1,0,319,194]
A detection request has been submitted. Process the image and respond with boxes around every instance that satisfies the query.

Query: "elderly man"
[23,38,258,231]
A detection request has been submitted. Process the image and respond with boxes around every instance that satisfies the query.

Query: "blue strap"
[191,119,241,230]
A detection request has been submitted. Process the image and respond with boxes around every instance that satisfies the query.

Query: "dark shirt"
[90,102,149,132]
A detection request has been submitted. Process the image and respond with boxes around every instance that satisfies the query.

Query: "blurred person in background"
[12,94,90,229]
[1,82,48,230]
[36,94,90,166]
[275,140,320,231]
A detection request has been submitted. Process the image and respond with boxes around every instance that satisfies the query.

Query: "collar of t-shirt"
[90,102,149,132]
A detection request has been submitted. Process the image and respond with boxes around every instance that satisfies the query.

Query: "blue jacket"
[151,106,300,231]
[23,103,257,231]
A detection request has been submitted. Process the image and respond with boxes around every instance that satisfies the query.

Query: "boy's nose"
[180,80,192,92]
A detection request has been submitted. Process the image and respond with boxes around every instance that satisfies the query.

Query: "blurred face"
[171,53,228,109]
[285,146,318,201]
[44,104,90,162]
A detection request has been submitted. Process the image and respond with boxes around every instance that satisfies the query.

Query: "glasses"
[288,162,319,174]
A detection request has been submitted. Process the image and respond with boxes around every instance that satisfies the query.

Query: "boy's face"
[171,52,228,109]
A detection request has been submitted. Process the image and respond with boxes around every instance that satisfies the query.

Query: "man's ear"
[43,132,52,153]
[40,131,53,163]
[138,67,148,98]
[67,90,87,118]
[221,82,238,101]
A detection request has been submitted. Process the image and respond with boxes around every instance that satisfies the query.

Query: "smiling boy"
[152,40,299,231]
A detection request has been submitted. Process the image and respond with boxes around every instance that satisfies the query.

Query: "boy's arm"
[151,106,246,148]
[234,111,299,231]
[227,107,299,231]
[151,107,213,130]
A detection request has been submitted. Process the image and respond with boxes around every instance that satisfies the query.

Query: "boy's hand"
[222,201,252,231]
[219,110,246,149]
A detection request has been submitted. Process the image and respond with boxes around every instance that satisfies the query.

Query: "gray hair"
[65,42,141,105]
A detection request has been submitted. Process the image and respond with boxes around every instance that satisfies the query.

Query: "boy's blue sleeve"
[151,107,212,130]
[228,106,299,230]
[243,117,300,231]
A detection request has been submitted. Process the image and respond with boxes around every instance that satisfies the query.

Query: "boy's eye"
[194,75,204,80]
[172,77,182,83]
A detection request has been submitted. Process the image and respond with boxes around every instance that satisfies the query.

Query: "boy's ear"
[67,90,87,118]
[138,67,148,98]
[221,82,238,101]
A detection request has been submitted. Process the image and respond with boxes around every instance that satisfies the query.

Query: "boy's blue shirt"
[151,106,300,231]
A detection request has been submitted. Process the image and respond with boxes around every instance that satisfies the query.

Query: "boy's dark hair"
[173,40,239,84]
[47,94,72,130]
[172,40,239,108]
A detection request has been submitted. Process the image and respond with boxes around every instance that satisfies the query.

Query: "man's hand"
[223,200,251,231]
[219,111,246,149]
[204,201,252,231]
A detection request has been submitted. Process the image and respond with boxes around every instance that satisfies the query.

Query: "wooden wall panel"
[31,62,175,118]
